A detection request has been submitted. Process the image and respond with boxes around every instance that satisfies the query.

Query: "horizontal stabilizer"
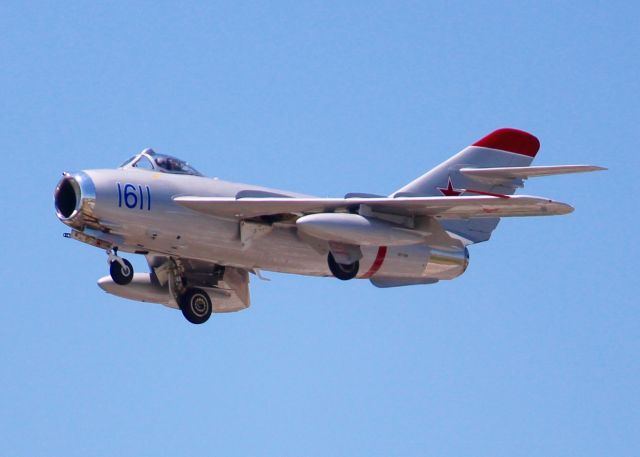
[460,165,606,184]
[174,195,573,220]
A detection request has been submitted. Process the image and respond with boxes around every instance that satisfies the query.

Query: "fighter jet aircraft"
[54,128,604,324]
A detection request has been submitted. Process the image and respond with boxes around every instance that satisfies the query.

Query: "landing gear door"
[208,267,250,313]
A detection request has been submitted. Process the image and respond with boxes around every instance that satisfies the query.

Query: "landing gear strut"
[179,288,212,324]
[328,252,359,280]
[107,248,134,285]
[163,258,214,324]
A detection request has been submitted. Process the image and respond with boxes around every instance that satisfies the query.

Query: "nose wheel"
[107,248,134,285]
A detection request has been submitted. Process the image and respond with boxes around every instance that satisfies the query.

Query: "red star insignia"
[437,177,465,196]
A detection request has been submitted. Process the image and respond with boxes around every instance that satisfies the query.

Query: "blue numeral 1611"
[117,183,151,210]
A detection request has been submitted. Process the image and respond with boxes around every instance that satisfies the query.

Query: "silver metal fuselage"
[56,168,467,282]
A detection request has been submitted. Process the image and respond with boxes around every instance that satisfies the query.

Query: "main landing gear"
[328,252,359,280]
[164,262,213,325]
[107,248,134,285]
[105,252,214,324]
[179,288,212,325]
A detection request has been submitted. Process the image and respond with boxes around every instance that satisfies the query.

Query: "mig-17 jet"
[54,128,604,324]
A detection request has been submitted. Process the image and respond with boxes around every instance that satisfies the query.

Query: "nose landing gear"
[107,248,134,285]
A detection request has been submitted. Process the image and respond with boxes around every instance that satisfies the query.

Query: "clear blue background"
[1,1,637,456]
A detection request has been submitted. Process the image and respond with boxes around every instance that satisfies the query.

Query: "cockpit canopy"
[120,148,203,176]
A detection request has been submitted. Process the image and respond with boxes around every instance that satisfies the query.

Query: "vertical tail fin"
[392,128,540,243]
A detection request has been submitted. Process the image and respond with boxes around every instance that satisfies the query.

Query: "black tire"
[328,252,359,280]
[179,288,212,324]
[110,258,134,285]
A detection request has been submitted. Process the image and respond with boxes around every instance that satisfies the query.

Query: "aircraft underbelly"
[104,208,467,280]
[114,214,329,275]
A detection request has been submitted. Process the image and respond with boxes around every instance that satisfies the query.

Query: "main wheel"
[328,252,359,280]
[179,288,212,324]
[110,258,134,285]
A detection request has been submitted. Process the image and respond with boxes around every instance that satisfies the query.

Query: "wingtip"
[575,165,607,174]
[553,201,574,215]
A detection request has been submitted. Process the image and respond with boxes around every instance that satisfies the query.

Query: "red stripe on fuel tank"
[361,246,388,279]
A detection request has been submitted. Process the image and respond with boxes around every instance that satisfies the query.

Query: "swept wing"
[173,195,573,219]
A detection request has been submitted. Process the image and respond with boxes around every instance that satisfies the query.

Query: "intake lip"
[54,171,95,224]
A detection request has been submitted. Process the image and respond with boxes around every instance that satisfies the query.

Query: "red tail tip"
[473,128,540,157]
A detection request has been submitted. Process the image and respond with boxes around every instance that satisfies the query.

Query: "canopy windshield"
[120,148,203,176]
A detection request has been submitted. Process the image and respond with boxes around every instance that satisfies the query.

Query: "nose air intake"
[54,172,96,225]
[55,175,80,219]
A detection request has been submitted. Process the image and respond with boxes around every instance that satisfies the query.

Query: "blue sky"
[1,1,638,456]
